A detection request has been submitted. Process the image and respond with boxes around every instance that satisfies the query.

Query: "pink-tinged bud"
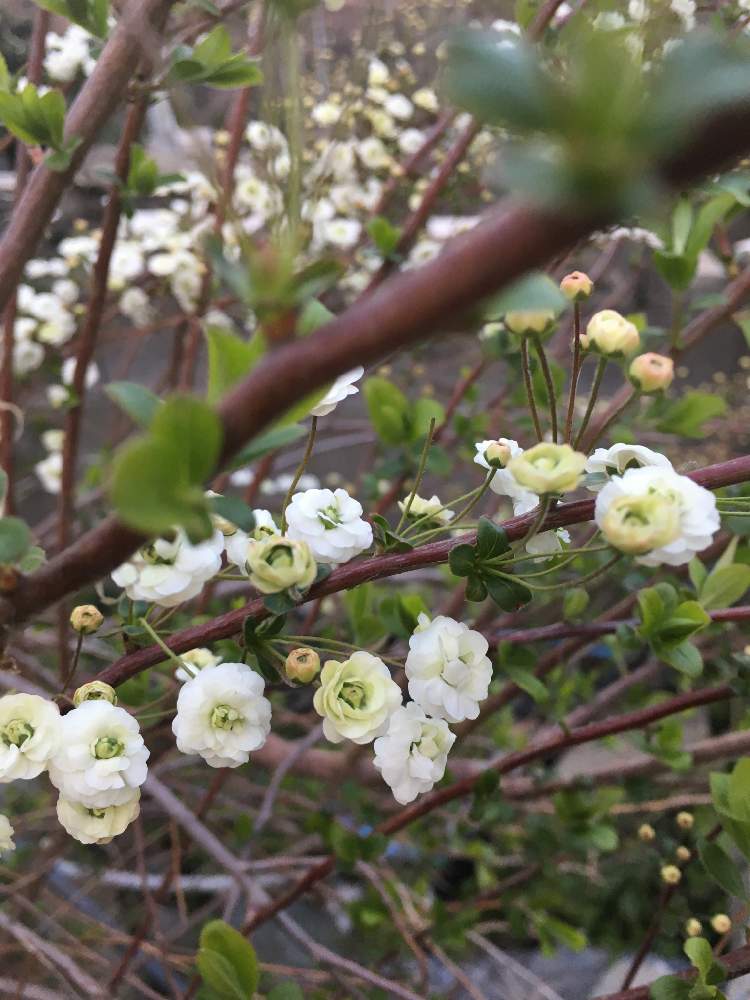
[629,353,674,393]
[560,270,593,301]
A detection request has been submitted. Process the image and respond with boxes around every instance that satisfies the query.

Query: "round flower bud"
[711,913,732,934]
[70,604,103,634]
[676,811,694,831]
[504,310,556,339]
[599,493,680,555]
[676,846,692,862]
[629,353,675,393]
[508,442,587,495]
[285,647,321,684]
[638,823,656,843]
[483,441,513,468]
[560,270,593,301]
[661,864,682,885]
[246,536,317,595]
[585,309,641,357]
[73,681,118,707]
[685,918,703,938]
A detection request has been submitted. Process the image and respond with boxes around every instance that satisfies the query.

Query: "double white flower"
[286,488,373,566]
[172,662,272,768]
[595,466,719,566]
[49,701,149,808]
[223,508,280,570]
[314,651,402,744]
[111,529,224,607]
[0,693,61,781]
[56,795,141,845]
[585,444,673,487]
[373,704,455,804]
[405,614,492,723]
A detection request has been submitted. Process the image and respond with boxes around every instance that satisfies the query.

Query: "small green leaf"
[267,984,305,1000]
[363,377,411,445]
[505,663,548,703]
[198,920,259,998]
[448,543,476,577]
[649,976,693,1000]
[106,382,162,429]
[228,424,306,470]
[484,271,567,319]
[151,395,222,484]
[209,494,256,533]
[205,327,265,404]
[367,216,401,257]
[0,517,32,563]
[699,564,750,611]
[475,517,510,561]
[699,840,747,900]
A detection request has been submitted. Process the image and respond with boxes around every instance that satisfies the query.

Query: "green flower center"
[267,545,293,568]
[88,807,108,819]
[318,504,342,530]
[211,704,242,730]
[340,680,368,710]
[2,718,33,747]
[93,735,124,760]
[414,733,440,759]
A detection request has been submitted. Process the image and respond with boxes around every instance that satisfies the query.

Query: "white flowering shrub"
[2,0,750,997]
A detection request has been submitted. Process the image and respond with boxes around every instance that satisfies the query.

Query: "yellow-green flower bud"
[585,309,640,357]
[246,536,317,595]
[676,846,691,862]
[711,913,732,934]
[73,681,118,707]
[661,864,682,885]
[483,441,513,468]
[70,605,104,634]
[638,823,656,843]
[285,647,321,683]
[676,811,694,831]
[508,443,586,495]
[629,352,675,393]
[599,493,680,555]
[560,270,593,301]
[685,918,703,938]
[504,310,556,338]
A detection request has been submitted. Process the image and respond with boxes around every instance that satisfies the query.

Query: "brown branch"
[0,0,177,316]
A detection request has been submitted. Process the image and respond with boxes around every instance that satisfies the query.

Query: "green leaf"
[563,587,589,621]
[196,950,246,1000]
[151,396,222,483]
[444,28,554,132]
[267,984,305,1000]
[485,574,532,612]
[699,840,747,900]
[505,663,548,703]
[205,327,265,404]
[649,977,693,1000]
[684,938,714,980]
[198,920,259,998]
[363,377,411,445]
[0,55,9,93]
[367,216,401,257]
[699,564,750,611]
[0,470,8,508]
[0,517,32,563]
[688,557,708,591]
[209,494,256,533]
[227,424,307,470]
[297,299,333,336]
[410,397,445,442]
[106,382,162,429]
[476,517,510,560]
[650,392,727,439]
[484,271,567,319]
[654,639,702,678]
[727,759,750,824]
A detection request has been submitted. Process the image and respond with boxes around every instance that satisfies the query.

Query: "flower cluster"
[0,689,147,846]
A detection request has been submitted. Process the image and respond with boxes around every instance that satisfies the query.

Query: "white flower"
[35,452,63,494]
[62,357,99,388]
[14,338,44,377]
[398,494,454,527]
[42,429,64,452]
[56,794,140,845]
[0,694,61,781]
[310,367,364,417]
[357,136,391,170]
[511,491,570,558]
[384,93,413,120]
[224,509,280,569]
[373,703,455,804]
[0,814,15,854]
[119,287,153,327]
[37,312,77,346]
[49,701,149,808]
[368,58,390,86]
[412,87,439,113]
[175,647,222,683]
[111,529,224,607]
[398,128,426,156]
[585,444,673,489]
[312,101,342,126]
[172,662,271,767]
[314,651,402,744]
[286,488,372,565]
[405,614,492,723]
[320,217,362,249]
[594,467,720,566]
[474,438,530,502]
